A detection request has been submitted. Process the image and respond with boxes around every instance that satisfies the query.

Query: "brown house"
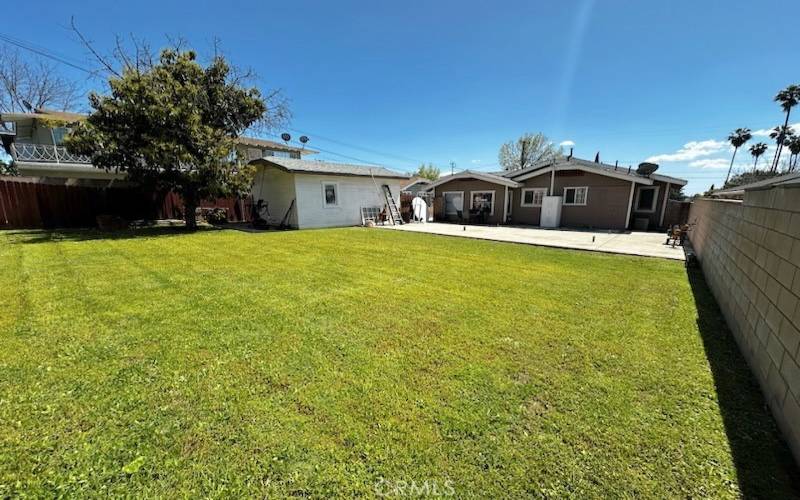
[427,157,687,231]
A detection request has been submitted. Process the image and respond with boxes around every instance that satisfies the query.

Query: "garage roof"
[253,157,409,179]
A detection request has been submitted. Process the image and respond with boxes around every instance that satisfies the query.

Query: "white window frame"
[563,186,588,206]
[442,191,464,215]
[322,181,339,208]
[520,187,547,207]
[633,186,660,213]
[469,190,496,216]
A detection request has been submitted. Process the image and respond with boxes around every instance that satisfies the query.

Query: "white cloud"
[689,158,730,169]
[645,139,728,163]
[470,159,481,164]
[752,122,800,137]
[559,140,575,147]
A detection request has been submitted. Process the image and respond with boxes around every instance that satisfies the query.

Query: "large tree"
[724,127,751,186]
[784,135,800,171]
[769,125,795,172]
[413,163,440,180]
[749,142,768,172]
[498,132,561,172]
[65,49,273,229]
[770,84,799,171]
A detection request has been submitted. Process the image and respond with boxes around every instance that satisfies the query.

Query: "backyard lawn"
[0,227,797,497]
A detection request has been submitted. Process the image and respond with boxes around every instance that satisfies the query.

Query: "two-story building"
[0,108,408,229]
[0,108,313,185]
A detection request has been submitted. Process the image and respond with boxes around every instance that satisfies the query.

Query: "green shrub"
[204,207,228,225]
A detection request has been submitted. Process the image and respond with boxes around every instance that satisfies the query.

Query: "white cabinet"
[540,195,563,228]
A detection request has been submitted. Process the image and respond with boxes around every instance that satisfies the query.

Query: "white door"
[443,192,463,217]
[540,195,563,228]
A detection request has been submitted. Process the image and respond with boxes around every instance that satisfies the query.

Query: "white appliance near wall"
[540,195,563,228]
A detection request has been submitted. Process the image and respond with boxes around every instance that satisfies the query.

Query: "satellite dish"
[299,135,309,144]
[636,162,659,175]
[280,133,291,143]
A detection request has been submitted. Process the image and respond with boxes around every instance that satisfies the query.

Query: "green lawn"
[0,227,797,497]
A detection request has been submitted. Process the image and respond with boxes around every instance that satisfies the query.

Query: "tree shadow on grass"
[687,267,800,498]
[4,225,220,244]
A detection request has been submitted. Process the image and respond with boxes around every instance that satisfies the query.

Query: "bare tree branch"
[70,16,121,78]
[0,45,81,114]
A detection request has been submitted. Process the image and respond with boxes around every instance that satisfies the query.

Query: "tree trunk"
[753,155,758,172]
[771,109,792,171]
[183,189,198,231]
[724,147,738,186]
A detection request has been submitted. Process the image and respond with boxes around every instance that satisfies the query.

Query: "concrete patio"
[380,223,686,260]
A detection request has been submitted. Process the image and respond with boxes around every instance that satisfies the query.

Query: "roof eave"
[426,171,521,189]
[650,174,688,186]
[252,158,409,179]
[514,164,654,184]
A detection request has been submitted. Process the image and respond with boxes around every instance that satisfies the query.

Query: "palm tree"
[769,125,795,172]
[785,135,800,171]
[724,128,752,185]
[749,142,768,171]
[770,84,800,170]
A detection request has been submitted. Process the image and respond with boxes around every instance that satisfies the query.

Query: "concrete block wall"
[689,185,800,464]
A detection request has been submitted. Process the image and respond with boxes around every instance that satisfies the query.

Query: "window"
[470,190,495,215]
[634,186,659,212]
[246,148,263,160]
[521,188,547,207]
[51,127,68,145]
[443,191,463,215]
[322,182,338,207]
[563,186,588,206]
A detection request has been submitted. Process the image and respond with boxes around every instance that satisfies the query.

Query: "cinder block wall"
[689,186,800,464]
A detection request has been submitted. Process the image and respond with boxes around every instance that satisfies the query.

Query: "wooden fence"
[663,199,691,228]
[0,177,252,229]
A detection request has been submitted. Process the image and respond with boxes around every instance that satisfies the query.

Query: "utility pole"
[450,161,456,175]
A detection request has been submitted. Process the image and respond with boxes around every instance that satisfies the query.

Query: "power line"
[0,32,95,75]
[288,127,425,166]
[263,133,412,172]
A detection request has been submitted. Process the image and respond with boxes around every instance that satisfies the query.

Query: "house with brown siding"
[426,157,687,231]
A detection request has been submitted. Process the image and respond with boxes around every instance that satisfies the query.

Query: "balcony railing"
[10,143,90,164]
[0,121,16,135]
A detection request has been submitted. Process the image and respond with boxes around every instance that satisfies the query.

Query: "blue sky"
[5,0,798,193]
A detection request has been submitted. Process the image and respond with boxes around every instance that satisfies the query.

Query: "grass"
[0,227,797,497]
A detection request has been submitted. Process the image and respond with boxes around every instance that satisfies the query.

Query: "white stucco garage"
[250,157,408,229]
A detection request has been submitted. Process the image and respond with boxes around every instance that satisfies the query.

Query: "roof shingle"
[254,157,409,179]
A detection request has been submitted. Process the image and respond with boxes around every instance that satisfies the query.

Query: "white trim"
[659,182,671,227]
[515,163,654,185]
[503,186,509,222]
[651,174,687,186]
[321,181,339,208]
[520,187,547,207]
[633,185,660,213]
[562,186,588,206]
[625,181,635,229]
[401,179,430,191]
[442,191,464,215]
[469,190,496,216]
[425,170,521,189]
